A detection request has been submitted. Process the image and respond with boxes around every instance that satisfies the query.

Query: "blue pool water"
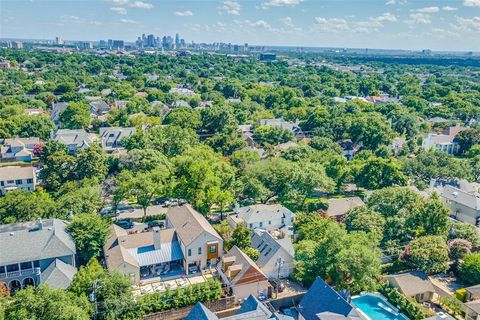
[352,294,410,320]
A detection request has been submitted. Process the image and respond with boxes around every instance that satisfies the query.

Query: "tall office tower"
[175,33,180,48]
[146,34,155,47]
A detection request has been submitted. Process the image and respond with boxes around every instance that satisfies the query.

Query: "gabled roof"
[223,246,268,286]
[441,185,480,210]
[42,258,77,289]
[325,197,365,217]
[252,229,294,269]
[0,219,76,266]
[384,271,435,296]
[0,166,35,181]
[166,205,221,246]
[52,129,94,148]
[298,277,360,320]
[236,204,293,225]
[185,302,219,320]
[466,284,480,298]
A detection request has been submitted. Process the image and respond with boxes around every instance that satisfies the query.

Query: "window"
[209,246,216,254]
[259,222,263,227]
[16,180,22,185]
[6,264,19,272]
[7,180,14,184]
[20,262,32,270]
[249,224,253,228]
[268,220,271,225]
[0,181,3,186]
[198,247,202,255]
[188,249,192,257]
[0,266,5,274]
[27,179,33,183]
[33,260,40,268]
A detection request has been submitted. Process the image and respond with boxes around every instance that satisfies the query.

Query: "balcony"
[0,267,40,279]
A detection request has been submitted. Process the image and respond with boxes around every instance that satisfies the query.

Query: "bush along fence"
[136,279,222,315]
[379,283,433,320]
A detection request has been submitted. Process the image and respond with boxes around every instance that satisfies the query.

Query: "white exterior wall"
[232,280,270,300]
[0,176,36,196]
[443,199,479,226]
[261,250,294,279]
[183,231,223,273]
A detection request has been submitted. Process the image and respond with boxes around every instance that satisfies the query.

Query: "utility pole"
[275,257,284,299]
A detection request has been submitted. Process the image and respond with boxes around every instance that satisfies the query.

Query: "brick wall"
[142,296,236,320]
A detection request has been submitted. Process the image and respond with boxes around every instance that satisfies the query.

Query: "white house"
[0,166,36,196]
[227,204,294,231]
[166,205,223,274]
[251,229,295,279]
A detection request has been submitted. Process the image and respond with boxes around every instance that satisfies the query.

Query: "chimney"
[153,227,161,250]
[234,203,240,214]
[38,219,43,230]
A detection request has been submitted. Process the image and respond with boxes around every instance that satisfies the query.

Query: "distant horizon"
[1,36,479,55]
[1,0,479,52]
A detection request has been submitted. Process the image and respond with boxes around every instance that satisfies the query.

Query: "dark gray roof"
[298,277,361,320]
[42,258,77,289]
[185,295,293,320]
[252,229,294,269]
[185,302,219,320]
[0,219,76,266]
[384,271,435,297]
[466,284,480,297]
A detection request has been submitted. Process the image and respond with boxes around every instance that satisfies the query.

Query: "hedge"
[379,283,434,320]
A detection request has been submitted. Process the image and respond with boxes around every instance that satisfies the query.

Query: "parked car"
[147,220,165,228]
[116,219,134,229]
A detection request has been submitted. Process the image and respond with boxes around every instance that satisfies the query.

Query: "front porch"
[140,260,183,282]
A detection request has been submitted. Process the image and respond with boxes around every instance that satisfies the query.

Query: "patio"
[133,269,216,296]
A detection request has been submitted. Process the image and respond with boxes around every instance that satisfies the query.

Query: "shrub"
[454,288,468,302]
[379,283,433,320]
[439,296,463,318]
[458,253,480,285]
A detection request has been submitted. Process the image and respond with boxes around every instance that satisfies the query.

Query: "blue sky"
[1,0,479,51]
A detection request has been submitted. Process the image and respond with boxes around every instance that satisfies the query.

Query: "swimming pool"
[352,293,410,320]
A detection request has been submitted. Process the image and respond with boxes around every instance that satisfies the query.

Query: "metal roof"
[128,241,183,267]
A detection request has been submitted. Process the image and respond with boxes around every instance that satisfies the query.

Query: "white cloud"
[129,1,153,9]
[111,0,129,4]
[261,0,302,9]
[110,7,127,15]
[60,15,80,21]
[250,20,271,28]
[120,18,137,24]
[405,13,432,25]
[464,0,480,6]
[314,17,349,32]
[442,6,458,11]
[372,12,397,22]
[219,1,240,15]
[451,16,480,32]
[279,16,295,27]
[356,21,384,33]
[412,6,439,13]
[174,10,194,16]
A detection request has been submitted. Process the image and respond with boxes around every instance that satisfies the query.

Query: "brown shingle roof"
[223,246,268,286]
[166,205,221,246]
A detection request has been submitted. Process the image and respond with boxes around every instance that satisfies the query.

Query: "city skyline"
[1,0,480,52]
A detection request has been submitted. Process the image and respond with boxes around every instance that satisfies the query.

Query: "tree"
[119,149,172,173]
[76,144,108,181]
[68,213,111,265]
[39,150,77,190]
[145,125,199,157]
[448,238,472,262]
[403,150,471,185]
[455,128,480,154]
[449,222,480,249]
[231,224,252,250]
[348,112,394,150]
[408,193,449,238]
[4,285,92,320]
[69,260,135,320]
[0,189,56,224]
[163,107,201,129]
[458,253,480,285]
[406,236,449,274]
[55,182,104,216]
[174,146,235,214]
[252,125,294,146]
[58,102,91,129]
[354,157,407,190]
[344,206,385,242]
[231,149,260,171]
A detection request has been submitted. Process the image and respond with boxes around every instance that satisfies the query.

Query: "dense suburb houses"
[0,47,480,320]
